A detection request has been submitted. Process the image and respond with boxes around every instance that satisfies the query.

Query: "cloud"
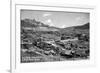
[76,16,86,21]
[46,19,52,23]
[45,19,54,26]
[61,25,66,28]
[43,13,51,17]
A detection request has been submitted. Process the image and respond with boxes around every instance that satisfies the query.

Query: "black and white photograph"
[20,10,90,63]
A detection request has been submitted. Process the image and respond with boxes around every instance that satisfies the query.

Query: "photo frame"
[11,0,96,73]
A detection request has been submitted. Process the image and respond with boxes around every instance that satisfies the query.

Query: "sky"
[21,10,90,28]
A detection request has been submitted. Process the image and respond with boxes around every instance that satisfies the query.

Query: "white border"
[11,3,96,73]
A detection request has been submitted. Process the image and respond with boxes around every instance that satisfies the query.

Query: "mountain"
[21,19,89,33]
[21,19,49,27]
[62,22,89,30]
[74,23,89,29]
[21,19,60,31]
[58,22,89,36]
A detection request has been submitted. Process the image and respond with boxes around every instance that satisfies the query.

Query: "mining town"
[21,19,89,63]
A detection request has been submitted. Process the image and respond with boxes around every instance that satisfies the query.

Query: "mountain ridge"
[21,19,89,31]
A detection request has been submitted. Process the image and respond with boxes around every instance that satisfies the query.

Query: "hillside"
[21,19,90,63]
[21,19,60,31]
[21,19,89,33]
[74,23,89,29]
